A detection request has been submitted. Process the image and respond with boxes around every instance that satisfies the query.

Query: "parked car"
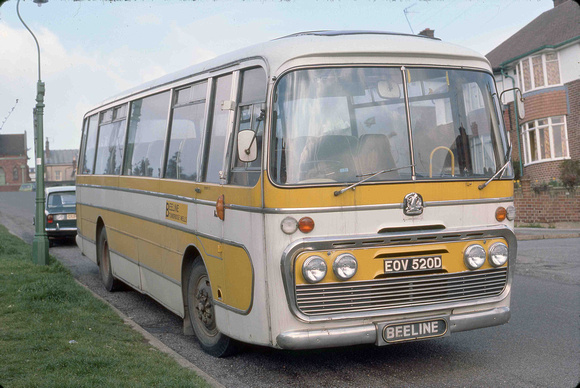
[19,183,35,191]
[45,186,77,247]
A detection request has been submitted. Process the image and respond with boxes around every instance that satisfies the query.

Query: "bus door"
[219,67,268,316]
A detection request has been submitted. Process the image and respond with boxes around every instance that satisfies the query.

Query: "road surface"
[1,191,578,387]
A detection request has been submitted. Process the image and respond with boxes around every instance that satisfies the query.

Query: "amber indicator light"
[216,195,225,220]
[495,207,507,222]
[298,217,315,233]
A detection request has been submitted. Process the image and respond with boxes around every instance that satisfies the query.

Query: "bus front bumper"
[275,306,510,350]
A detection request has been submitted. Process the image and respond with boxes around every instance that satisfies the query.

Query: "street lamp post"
[17,0,49,265]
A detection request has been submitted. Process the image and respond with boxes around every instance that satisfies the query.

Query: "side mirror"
[238,130,257,163]
[500,87,525,121]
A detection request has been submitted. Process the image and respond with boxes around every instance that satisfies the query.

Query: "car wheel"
[187,258,238,357]
[97,227,120,292]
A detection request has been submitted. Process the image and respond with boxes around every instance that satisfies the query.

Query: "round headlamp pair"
[464,242,508,270]
[302,254,358,283]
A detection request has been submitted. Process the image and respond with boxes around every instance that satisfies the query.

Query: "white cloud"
[136,14,162,26]
[0,21,183,160]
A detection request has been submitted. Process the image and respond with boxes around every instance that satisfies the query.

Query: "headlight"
[489,242,508,267]
[54,214,66,221]
[464,244,486,270]
[333,253,357,280]
[302,256,327,283]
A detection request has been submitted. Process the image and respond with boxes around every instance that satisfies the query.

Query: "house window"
[518,52,561,93]
[13,166,19,181]
[55,171,62,181]
[521,116,569,165]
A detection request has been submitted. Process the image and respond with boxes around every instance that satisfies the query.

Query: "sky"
[0,0,555,166]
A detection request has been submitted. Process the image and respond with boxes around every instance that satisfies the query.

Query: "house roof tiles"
[46,149,78,165]
[486,0,580,71]
[0,134,27,157]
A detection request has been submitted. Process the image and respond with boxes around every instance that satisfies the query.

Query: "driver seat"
[357,134,398,179]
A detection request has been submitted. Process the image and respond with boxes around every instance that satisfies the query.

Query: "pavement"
[515,222,580,241]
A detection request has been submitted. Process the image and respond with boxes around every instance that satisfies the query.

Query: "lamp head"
[33,0,48,6]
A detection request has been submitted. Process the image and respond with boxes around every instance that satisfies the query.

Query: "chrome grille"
[295,267,508,316]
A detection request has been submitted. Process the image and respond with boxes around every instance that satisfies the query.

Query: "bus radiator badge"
[403,193,424,216]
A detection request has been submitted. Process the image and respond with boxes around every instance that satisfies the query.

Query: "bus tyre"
[98,228,120,292]
[187,259,237,357]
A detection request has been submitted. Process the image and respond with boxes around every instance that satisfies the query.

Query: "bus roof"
[274,30,441,40]
[94,31,490,111]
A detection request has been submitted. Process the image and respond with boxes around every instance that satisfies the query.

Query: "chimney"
[553,0,568,6]
[418,28,435,38]
[45,137,50,160]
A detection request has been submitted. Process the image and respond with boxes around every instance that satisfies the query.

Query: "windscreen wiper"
[478,144,512,190]
[334,165,414,196]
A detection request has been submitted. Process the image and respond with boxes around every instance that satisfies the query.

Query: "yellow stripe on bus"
[265,180,513,209]
[78,175,262,208]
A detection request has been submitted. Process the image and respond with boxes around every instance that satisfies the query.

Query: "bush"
[560,160,580,191]
[532,182,549,194]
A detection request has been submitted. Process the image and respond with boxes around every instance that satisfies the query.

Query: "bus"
[76,31,516,357]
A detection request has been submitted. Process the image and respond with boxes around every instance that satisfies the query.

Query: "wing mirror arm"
[499,87,525,120]
[243,107,265,155]
[238,105,265,163]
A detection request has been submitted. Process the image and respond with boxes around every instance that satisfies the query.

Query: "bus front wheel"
[187,259,237,357]
[97,227,120,292]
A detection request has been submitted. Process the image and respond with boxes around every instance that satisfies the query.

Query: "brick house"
[0,133,31,191]
[486,0,579,224]
[487,0,579,184]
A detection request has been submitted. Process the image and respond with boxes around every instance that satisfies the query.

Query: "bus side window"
[123,91,170,177]
[94,105,127,175]
[78,118,88,174]
[165,82,207,181]
[80,114,99,174]
[230,67,267,187]
[204,74,233,184]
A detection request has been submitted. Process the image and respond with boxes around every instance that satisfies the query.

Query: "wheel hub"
[195,286,214,328]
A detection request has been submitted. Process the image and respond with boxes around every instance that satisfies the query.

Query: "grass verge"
[0,225,209,388]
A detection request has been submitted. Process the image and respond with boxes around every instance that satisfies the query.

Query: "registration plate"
[382,319,448,343]
[66,214,77,220]
[384,255,442,274]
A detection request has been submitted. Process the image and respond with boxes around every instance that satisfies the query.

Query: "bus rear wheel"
[97,227,120,292]
[187,259,237,357]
